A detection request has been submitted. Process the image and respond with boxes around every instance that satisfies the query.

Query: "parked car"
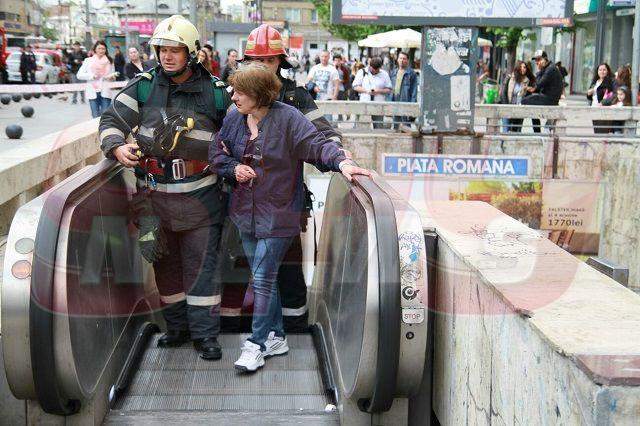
[36,49,70,83]
[6,51,60,84]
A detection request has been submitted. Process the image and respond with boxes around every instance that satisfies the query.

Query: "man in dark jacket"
[113,46,126,81]
[225,24,346,333]
[521,50,563,133]
[20,45,36,84]
[68,42,87,103]
[390,51,418,128]
[99,15,231,360]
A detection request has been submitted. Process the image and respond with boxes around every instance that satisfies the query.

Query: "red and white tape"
[0,81,127,94]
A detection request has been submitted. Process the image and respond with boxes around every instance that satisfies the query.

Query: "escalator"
[1,160,436,425]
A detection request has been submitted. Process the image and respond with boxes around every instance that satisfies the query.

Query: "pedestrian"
[587,63,615,133]
[611,85,632,133]
[476,60,490,101]
[202,44,220,77]
[234,24,347,333]
[77,40,117,118]
[20,45,37,84]
[210,62,371,372]
[352,56,393,129]
[614,64,631,91]
[390,51,418,128]
[68,41,87,104]
[197,49,213,74]
[113,46,126,81]
[124,46,144,79]
[555,61,569,98]
[333,54,350,101]
[99,15,232,360]
[613,85,632,107]
[307,50,340,101]
[521,50,563,133]
[500,60,536,132]
[221,48,238,83]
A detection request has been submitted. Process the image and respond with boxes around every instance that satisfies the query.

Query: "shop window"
[284,9,300,23]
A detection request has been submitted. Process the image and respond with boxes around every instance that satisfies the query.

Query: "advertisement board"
[332,0,575,26]
[306,174,602,255]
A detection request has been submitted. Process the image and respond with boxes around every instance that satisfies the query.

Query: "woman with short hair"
[210,63,370,372]
[124,46,145,79]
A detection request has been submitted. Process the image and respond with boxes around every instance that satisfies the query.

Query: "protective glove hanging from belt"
[130,180,169,263]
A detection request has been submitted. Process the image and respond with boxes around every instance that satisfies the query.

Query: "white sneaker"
[234,340,265,372]
[264,331,289,358]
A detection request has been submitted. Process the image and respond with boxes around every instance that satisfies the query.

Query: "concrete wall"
[421,201,640,425]
[0,119,103,234]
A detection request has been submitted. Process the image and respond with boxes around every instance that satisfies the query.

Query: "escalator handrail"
[352,175,401,413]
[30,159,119,415]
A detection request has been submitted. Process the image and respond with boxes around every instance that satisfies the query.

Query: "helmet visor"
[149,37,186,48]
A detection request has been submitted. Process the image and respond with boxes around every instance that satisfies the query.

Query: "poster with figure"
[421,27,476,132]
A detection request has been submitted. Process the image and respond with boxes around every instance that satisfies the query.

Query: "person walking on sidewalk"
[68,41,87,103]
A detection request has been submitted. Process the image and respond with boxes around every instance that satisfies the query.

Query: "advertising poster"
[386,177,602,254]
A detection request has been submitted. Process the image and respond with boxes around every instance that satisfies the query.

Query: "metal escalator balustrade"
[310,173,429,414]
[2,160,154,415]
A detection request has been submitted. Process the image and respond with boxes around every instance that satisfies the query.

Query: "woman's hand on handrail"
[339,161,372,182]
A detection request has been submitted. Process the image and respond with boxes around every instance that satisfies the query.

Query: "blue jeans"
[89,93,111,118]
[241,233,293,350]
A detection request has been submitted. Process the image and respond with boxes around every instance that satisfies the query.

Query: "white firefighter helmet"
[149,15,199,57]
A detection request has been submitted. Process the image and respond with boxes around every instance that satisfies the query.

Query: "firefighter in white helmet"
[99,15,231,360]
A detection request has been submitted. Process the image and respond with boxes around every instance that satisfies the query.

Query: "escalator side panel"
[373,176,430,397]
[3,159,152,415]
[1,197,44,400]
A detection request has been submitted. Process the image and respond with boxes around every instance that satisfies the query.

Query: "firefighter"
[98,15,232,360]
[238,24,347,332]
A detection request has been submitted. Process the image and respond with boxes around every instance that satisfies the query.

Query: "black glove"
[130,190,169,263]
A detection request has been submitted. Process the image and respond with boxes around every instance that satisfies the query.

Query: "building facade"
[1,0,42,37]
[259,0,351,59]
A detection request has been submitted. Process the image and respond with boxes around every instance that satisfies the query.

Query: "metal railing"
[315,101,640,138]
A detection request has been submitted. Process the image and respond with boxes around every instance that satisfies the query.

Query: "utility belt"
[136,157,218,193]
[141,157,209,179]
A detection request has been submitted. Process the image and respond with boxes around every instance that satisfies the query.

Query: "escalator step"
[127,370,325,396]
[105,411,340,425]
[138,347,320,371]
[112,394,330,411]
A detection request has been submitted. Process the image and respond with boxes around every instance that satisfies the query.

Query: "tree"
[42,25,59,42]
[485,27,535,72]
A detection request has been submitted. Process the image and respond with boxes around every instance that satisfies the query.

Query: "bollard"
[11,94,21,102]
[21,106,34,118]
[0,94,10,105]
[5,124,23,139]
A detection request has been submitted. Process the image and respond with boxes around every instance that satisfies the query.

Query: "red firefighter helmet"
[242,24,294,69]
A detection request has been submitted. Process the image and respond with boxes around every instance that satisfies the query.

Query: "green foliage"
[311,0,412,42]
[41,25,59,42]
[485,27,536,49]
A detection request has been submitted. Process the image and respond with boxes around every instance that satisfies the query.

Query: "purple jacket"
[210,101,346,238]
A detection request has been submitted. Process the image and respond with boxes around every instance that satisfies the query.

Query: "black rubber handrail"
[352,174,401,413]
[30,160,119,415]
